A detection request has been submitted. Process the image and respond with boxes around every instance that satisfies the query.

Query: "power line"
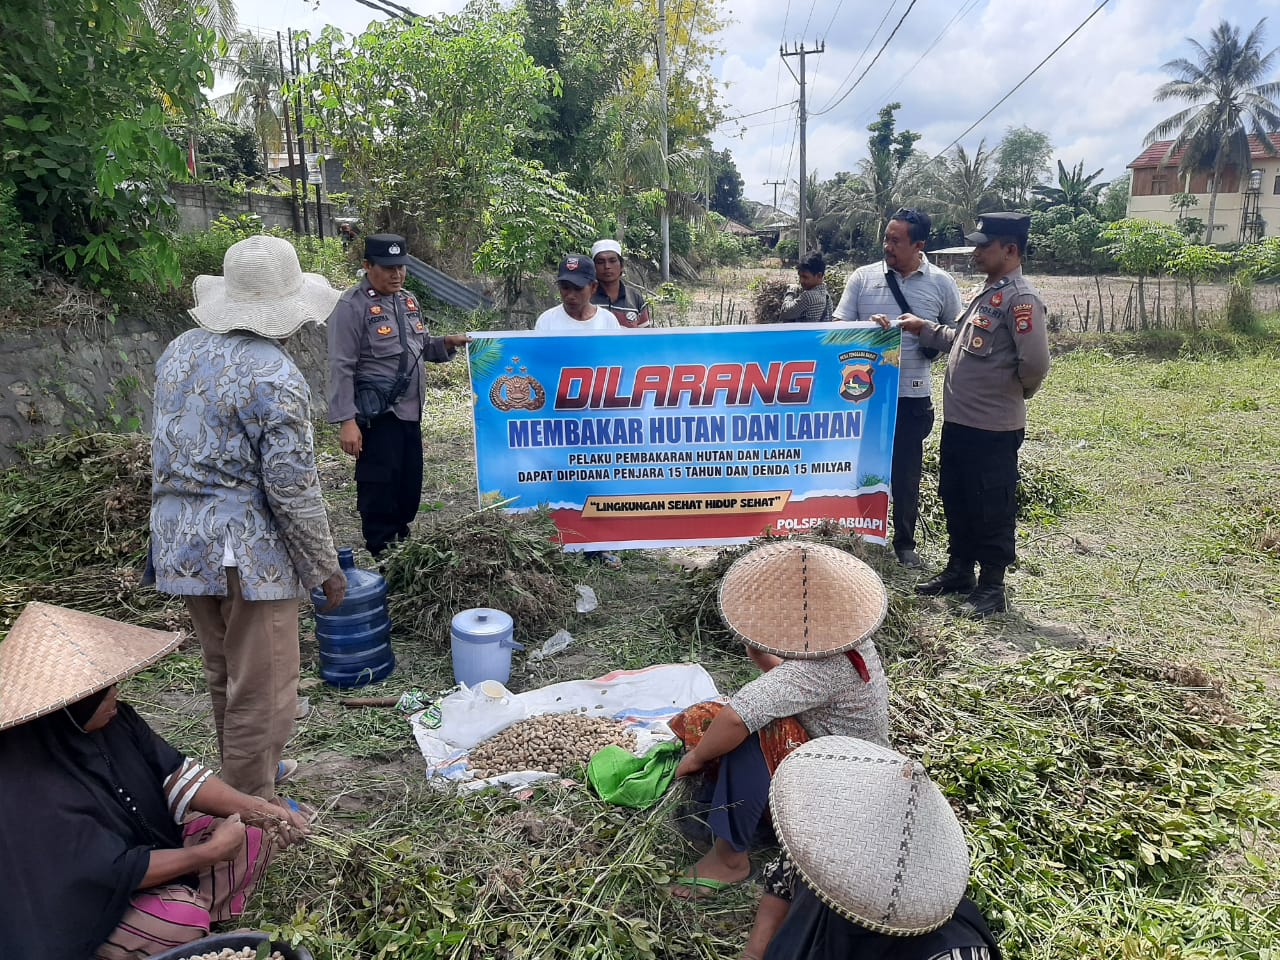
[714,100,798,128]
[811,0,918,118]
[930,0,1112,161]
[812,0,897,115]
[819,0,846,43]
[863,0,980,110]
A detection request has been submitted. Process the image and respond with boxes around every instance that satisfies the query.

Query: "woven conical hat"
[0,603,181,730]
[770,737,970,936]
[718,541,887,658]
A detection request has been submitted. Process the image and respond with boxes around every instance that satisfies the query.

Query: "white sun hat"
[189,234,341,339]
[770,736,971,936]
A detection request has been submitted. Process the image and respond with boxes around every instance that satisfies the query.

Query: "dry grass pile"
[382,507,583,647]
[0,432,175,627]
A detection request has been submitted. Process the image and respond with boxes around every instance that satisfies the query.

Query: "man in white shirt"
[535,255,623,331]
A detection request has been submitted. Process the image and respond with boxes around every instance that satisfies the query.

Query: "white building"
[1126,134,1279,242]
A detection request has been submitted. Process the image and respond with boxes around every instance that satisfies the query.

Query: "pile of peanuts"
[183,949,287,960]
[468,712,637,777]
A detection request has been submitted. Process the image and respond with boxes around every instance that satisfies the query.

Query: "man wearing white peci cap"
[751,736,1001,960]
[150,234,347,804]
[590,238,652,327]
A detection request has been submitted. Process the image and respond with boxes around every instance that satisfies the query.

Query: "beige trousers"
[185,568,299,799]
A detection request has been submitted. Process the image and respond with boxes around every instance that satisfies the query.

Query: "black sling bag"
[884,270,940,360]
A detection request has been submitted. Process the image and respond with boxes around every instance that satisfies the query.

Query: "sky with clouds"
[235,0,1277,208]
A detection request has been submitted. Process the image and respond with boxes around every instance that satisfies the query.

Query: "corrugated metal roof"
[405,255,494,311]
[1129,133,1280,169]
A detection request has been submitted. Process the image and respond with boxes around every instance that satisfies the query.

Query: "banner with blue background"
[467,323,901,549]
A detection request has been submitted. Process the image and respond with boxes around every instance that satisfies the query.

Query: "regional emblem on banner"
[837,349,879,403]
[490,360,547,412]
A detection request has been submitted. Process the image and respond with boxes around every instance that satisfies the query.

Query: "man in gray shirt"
[833,209,961,567]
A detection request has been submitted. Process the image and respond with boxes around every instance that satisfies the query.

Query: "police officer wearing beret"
[879,213,1050,618]
[327,234,470,557]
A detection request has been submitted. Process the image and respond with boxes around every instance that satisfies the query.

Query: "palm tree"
[1032,160,1107,215]
[215,31,285,174]
[141,0,237,36]
[928,140,1000,234]
[1144,18,1280,244]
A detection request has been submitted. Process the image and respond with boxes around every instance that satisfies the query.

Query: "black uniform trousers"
[938,422,1023,582]
[355,412,423,557]
[890,396,935,554]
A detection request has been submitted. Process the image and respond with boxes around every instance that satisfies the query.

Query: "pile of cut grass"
[895,647,1280,959]
[383,506,585,648]
[0,432,176,628]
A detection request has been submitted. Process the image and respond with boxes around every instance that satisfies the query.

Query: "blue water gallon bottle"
[311,547,395,687]
[450,608,523,687]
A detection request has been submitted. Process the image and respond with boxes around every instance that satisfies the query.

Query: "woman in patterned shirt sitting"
[669,541,891,899]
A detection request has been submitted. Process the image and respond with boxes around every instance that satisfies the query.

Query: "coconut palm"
[1032,159,1107,216]
[142,0,237,36]
[215,31,285,175]
[1144,18,1280,244]
[928,140,1001,234]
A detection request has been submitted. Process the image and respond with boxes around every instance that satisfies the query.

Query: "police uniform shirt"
[917,266,1050,432]
[834,255,962,399]
[326,276,454,424]
[591,280,651,328]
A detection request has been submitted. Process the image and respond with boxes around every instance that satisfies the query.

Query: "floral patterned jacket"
[151,329,339,600]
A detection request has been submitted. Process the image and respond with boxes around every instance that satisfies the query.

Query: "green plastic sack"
[587,740,683,809]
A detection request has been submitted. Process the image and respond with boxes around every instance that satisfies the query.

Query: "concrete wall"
[0,314,331,465]
[171,183,340,238]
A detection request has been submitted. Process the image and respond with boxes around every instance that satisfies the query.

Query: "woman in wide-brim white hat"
[0,603,311,960]
[188,233,339,339]
[668,541,892,900]
[755,736,1002,960]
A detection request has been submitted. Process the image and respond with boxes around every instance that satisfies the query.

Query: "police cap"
[965,212,1031,245]
[364,233,410,266]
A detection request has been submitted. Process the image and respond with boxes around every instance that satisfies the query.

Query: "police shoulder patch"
[1012,302,1034,333]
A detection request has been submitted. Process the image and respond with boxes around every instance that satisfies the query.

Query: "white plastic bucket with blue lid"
[450,607,523,687]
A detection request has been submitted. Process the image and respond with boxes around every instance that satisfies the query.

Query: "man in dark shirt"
[591,239,651,327]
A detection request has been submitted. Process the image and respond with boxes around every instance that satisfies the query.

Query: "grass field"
[17,311,1280,959]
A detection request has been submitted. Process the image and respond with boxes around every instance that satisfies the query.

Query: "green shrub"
[1224,279,1259,333]
[0,181,36,311]
[775,238,798,262]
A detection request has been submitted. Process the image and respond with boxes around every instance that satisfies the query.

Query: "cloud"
[711,0,1266,206]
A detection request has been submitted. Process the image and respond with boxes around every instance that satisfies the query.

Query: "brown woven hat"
[718,541,887,658]
[770,737,970,936]
[0,603,181,731]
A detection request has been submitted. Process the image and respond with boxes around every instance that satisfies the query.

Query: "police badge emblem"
[490,360,547,412]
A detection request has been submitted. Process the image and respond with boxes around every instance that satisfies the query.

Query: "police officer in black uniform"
[882,213,1051,618]
[327,234,470,557]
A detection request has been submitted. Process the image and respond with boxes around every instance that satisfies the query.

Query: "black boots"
[958,584,1008,619]
[915,562,976,596]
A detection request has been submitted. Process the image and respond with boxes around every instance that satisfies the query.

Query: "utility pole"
[763,179,786,213]
[305,44,324,240]
[780,41,822,256]
[287,29,310,236]
[277,31,301,234]
[656,0,670,281]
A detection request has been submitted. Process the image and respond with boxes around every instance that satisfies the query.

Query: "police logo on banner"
[490,359,547,412]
